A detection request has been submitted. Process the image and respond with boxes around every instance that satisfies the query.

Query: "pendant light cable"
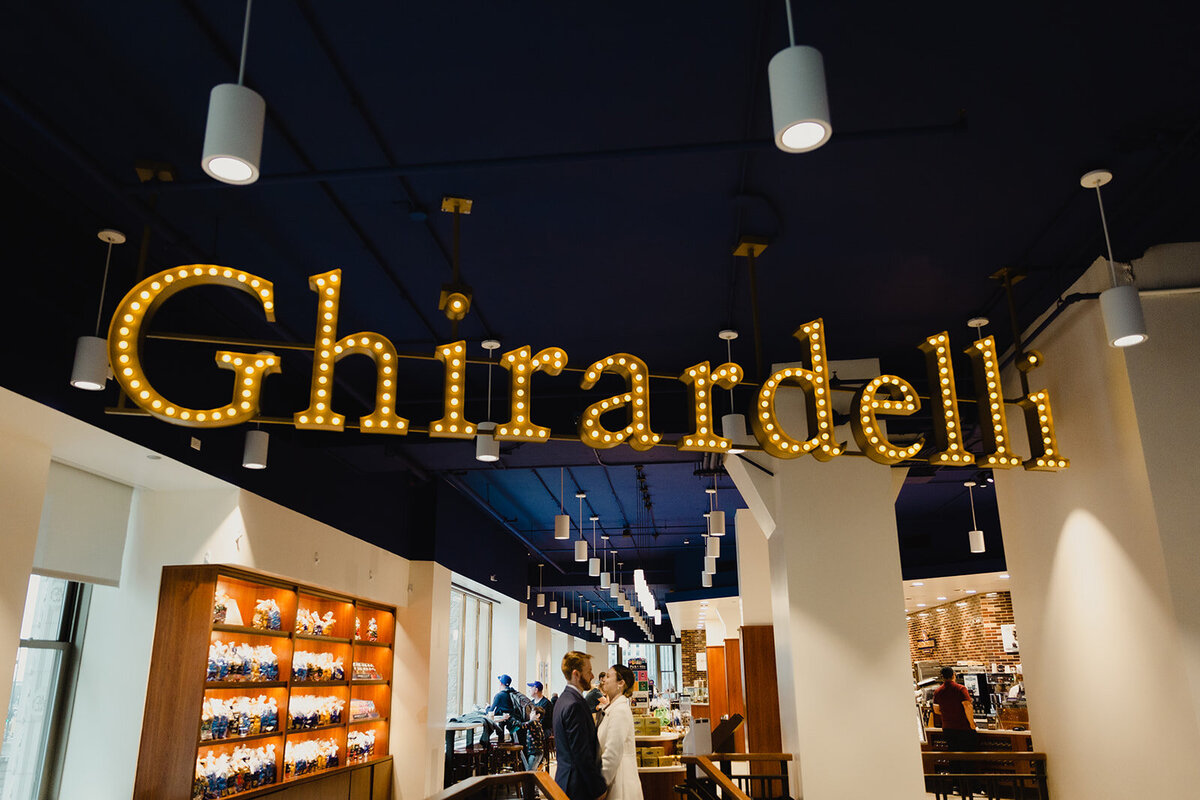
[94,238,116,337]
[968,483,978,529]
[1092,185,1120,286]
[237,0,254,86]
[784,0,796,47]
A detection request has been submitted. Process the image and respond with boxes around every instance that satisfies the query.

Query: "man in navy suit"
[553,651,607,800]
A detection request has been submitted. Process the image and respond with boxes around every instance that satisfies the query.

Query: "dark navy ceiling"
[3,1,1198,640]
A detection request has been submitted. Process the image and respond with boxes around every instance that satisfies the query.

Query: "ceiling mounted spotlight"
[1081,170,1149,347]
[965,480,986,554]
[201,0,266,184]
[439,196,475,329]
[72,229,126,390]
[242,428,269,469]
[768,0,831,153]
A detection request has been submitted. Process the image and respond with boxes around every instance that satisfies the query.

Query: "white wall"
[0,430,52,740]
[726,355,924,800]
[734,508,772,626]
[993,255,1200,799]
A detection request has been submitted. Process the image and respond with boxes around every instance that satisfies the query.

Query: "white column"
[734,508,773,626]
[0,430,52,743]
[727,387,922,799]
[993,254,1200,799]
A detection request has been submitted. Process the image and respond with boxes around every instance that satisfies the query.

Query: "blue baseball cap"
[497,674,512,686]
[527,681,543,691]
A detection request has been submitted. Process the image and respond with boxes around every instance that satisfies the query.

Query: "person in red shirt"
[932,666,978,751]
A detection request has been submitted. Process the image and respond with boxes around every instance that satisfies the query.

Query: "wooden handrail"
[428,771,569,800]
[681,756,752,800]
[705,753,793,762]
[922,751,1047,764]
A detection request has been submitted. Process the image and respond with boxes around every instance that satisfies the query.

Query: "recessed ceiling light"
[918,612,929,617]
[905,609,910,613]
[964,589,977,594]
[937,608,947,613]
[956,602,968,607]
[985,592,997,597]
[147,454,162,460]
[936,596,947,601]
[911,581,924,587]
[999,574,1010,579]
[916,603,926,608]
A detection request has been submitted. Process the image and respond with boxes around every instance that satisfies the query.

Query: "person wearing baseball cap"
[487,674,520,742]
[527,680,551,715]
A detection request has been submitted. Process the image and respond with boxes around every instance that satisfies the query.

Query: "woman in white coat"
[597,664,644,800]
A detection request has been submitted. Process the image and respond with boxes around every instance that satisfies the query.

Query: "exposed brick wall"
[681,629,706,686]
[907,591,1019,669]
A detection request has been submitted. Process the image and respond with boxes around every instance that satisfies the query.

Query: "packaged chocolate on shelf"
[288,694,345,729]
[292,650,344,682]
[347,730,376,762]
[352,661,382,681]
[284,738,339,777]
[296,608,337,636]
[367,617,378,642]
[196,743,276,798]
[349,698,379,721]
[252,599,281,631]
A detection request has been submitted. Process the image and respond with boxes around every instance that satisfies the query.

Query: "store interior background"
[2,2,1200,799]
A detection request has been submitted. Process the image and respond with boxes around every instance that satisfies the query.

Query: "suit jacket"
[553,686,606,800]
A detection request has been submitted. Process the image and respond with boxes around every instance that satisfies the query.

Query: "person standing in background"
[932,666,978,749]
[597,664,643,800]
[553,652,607,800]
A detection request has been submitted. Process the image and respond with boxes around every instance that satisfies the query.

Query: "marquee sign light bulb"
[919,332,975,466]
[496,345,567,442]
[430,340,475,439]
[966,335,1022,468]
[750,320,844,460]
[677,361,743,452]
[579,353,661,451]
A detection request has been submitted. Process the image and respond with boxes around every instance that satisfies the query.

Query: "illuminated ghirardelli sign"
[107,266,1068,471]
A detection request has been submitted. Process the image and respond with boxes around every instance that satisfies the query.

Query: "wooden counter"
[923,727,1033,752]
[636,732,681,756]
[637,765,685,800]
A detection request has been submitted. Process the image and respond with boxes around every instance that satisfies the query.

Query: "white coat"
[597,694,644,800]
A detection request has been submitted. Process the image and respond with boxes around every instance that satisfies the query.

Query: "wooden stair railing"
[429,770,569,800]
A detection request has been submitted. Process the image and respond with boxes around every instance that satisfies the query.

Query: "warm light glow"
[677,361,743,453]
[495,345,567,442]
[294,270,409,434]
[1018,389,1070,471]
[579,353,661,451]
[919,332,975,466]
[781,121,829,150]
[850,374,923,464]
[749,320,844,460]
[107,266,279,426]
[430,341,476,439]
[966,336,1022,468]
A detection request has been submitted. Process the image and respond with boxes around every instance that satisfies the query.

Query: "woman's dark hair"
[610,664,636,697]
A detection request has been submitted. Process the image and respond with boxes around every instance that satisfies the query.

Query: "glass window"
[1,575,88,800]
[446,587,494,720]
[657,645,678,693]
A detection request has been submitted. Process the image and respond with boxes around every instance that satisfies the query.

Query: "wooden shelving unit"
[133,564,395,800]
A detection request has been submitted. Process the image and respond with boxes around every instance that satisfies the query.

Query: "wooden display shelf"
[198,728,283,748]
[212,623,290,638]
[291,680,349,687]
[134,564,396,800]
[349,716,388,725]
[294,633,351,644]
[204,680,288,690]
[286,721,347,735]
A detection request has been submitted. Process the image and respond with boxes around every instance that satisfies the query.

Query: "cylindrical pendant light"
[570,611,577,624]
[706,536,720,558]
[549,596,558,614]
[574,539,588,562]
[709,510,726,536]
[1082,170,1149,347]
[704,555,717,575]
[969,529,986,554]
[589,557,600,577]
[555,515,571,540]
[536,564,545,607]
[610,582,619,598]
[560,604,568,619]
[242,429,269,469]
[701,572,712,588]
[475,421,499,462]
[201,1,266,184]
[71,336,109,391]
[722,413,751,454]
[768,44,831,153]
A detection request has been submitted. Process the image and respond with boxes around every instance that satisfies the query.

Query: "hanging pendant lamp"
[536,564,545,608]
[600,541,611,588]
[588,515,601,576]
[718,330,753,452]
[768,0,831,153]
[701,572,713,588]
[549,590,558,615]
[554,468,570,539]
[242,428,269,469]
[965,481,986,554]
[202,0,267,184]
[72,229,126,390]
[1082,170,1149,347]
[476,340,501,461]
[574,492,588,562]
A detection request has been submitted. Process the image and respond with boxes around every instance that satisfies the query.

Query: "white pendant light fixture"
[536,564,545,608]
[701,571,713,588]
[549,590,558,615]
[554,468,570,539]
[72,229,126,390]
[718,330,753,453]
[1082,170,1149,347]
[560,599,568,619]
[588,515,601,576]
[570,594,577,624]
[707,477,726,536]
[600,540,611,589]
[574,491,588,562]
[706,536,721,559]
[610,556,621,598]
[965,480,986,554]
[475,340,501,461]
[768,0,832,153]
[242,427,269,469]
[704,555,718,575]
[201,0,267,184]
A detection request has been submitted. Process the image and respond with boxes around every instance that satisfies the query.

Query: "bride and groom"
[553,652,644,800]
